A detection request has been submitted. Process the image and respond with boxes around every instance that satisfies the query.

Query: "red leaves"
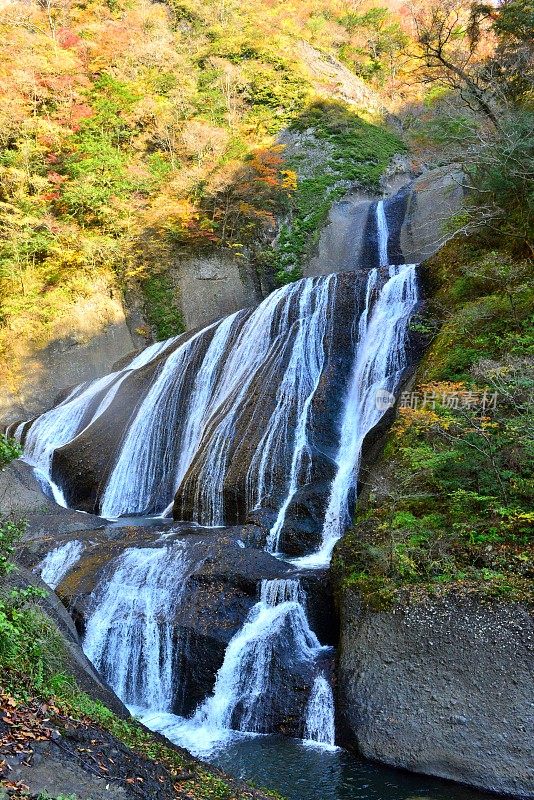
[57,28,81,49]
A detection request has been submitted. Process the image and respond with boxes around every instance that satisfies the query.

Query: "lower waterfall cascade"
[83,543,196,710]
[14,197,421,761]
[126,576,335,756]
[304,674,336,747]
[37,540,85,590]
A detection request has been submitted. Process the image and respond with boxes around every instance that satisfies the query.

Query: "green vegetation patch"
[273,100,404,284]
[332,238,534,611]
[141,273,185,341]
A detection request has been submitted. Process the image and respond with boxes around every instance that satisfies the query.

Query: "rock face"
[337,590,534,798]
[297,41,383,113]
[0,254,262,427]
[0,460,106,539]
[400,167,465,263]
[171,253,264,330]
[0,279,143,425]
[305,166,464,276]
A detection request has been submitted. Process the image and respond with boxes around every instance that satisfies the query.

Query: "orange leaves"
[69,102,94,124]
[238,201,275,224]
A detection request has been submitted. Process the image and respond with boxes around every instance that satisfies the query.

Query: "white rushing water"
[304,674,336,748]
[101,280,318,522]
[185,282,303,526]
[292,263,418,569]
[135,578,334,757]
[258,276,336,553]
[37,540,84,589]
[99,325,219,518]
[83,544,192,709]
[376,199,389,267]
[162,310,243,516]
[17,337,173,505]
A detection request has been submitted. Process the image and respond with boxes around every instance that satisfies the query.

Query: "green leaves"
[0,518,26,577]
[0,434,22,470]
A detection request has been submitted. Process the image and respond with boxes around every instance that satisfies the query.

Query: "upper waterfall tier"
[16,267,418,560]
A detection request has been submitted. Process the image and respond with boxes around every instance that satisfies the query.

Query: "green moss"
[0,433,21,469]
[274,100,404,284]
[141,273,185,341]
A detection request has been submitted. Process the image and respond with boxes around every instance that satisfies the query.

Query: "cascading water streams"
[17,337,173,505]
[162,310,243,516]
[255,276,336,552]
[304,674,336,748]
[292,262,418,569]
[16,263,416,537]
[37,540,84,589]
[376,199,389,267]
[99,324,220,518]
[16,198,420,766]
[138,578,334,757]
[83,543,194,709]
[183,281,317,526]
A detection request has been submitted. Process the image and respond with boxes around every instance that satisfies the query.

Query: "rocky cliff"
[305,165,464,276]
[337,590,534,797]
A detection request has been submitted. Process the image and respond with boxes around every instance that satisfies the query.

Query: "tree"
[410,0,500,126]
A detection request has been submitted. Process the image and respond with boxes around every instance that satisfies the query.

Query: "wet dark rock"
[275,481,332,556]
[0,460,106,538]
[297,570,338,647]
[43,524,332,732]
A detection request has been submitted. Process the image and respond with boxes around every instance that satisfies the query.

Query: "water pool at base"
[210,735,493,800]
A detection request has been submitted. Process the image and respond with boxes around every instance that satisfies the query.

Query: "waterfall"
[304,674,336,748]
[191,578,324,733]
[18,337,173,503]
[376,199,389,267]
[99,324,221,518]
[37,540,84,589]
[163,310,244,515]
[255,276,335,553]
[13,182,423,770]
[83,544,193,710]
[293,263,418,569]
[100,280,317,522]
[183,281,304,526]
[137,578,334,757]
[19,267,416,538]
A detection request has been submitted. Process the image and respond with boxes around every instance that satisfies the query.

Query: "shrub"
[0,434,21,469]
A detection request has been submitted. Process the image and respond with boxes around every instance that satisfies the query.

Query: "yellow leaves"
[281,168,298,191]
[396,406,447,433]
[480,419,499,430]
[418,381,468,396]
[142,196,199,232]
